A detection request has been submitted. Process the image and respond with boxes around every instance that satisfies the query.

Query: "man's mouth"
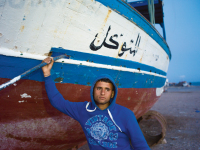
[99,97,105,99]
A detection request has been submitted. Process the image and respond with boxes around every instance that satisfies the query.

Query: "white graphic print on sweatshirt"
[85,115,118,148]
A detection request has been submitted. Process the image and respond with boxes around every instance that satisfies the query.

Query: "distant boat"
[176,81,190,87]
[0,0,171,149]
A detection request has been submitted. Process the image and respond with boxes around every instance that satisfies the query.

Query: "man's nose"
[101,89,105,95]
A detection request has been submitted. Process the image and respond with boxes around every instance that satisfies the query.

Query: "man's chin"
[94,100,109,105]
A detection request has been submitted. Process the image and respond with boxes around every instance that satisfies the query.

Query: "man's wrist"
[43,71,51,77]
[44,74,51,77]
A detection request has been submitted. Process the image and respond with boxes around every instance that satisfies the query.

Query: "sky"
[128,0,200,83]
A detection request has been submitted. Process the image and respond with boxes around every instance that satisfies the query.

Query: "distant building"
[169,82,176,86]
[176,81,190,87]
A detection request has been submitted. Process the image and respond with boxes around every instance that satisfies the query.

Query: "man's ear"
[111,91,114,98]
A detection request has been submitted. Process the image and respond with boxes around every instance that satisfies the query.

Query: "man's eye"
[106,89,110,91]
[97,87,101,90]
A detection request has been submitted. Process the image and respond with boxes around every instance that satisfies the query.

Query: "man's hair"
[96,78,115,91]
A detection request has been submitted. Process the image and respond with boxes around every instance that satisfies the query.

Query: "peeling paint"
[20,93,31,98]
[54,77,63,83]
[18,100,25,103]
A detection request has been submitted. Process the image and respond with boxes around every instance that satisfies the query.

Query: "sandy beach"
[151,86,200,150]
[78,86,200,150]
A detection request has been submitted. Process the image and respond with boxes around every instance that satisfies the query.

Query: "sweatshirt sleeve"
[126,112,150,150]
[44,76,84,121]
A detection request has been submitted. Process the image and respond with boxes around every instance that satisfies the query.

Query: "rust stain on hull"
[20,26,25,32]
[116,42,123,58]
[140,55,143,62]
[103,9,112,25]
[97,9,112,42]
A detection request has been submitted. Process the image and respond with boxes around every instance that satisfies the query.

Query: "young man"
[42,57,150,150]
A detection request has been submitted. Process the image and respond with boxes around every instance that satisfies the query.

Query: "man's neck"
[97,102,110,110]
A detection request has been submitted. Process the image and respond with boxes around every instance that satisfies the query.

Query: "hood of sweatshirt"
[90,74,118,111]
[85,74,122,132]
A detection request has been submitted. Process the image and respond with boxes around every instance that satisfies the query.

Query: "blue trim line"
[95,0,171,60]
[0,55,166,88]
[51,48,167,76]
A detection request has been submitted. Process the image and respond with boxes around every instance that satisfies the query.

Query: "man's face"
[93,81,114,106]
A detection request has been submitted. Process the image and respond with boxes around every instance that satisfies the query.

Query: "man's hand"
[42,57,54,77]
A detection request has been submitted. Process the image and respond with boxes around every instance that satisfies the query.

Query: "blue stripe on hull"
[0,55,166,88]
[96,0,171,60]
[51,48,167,76]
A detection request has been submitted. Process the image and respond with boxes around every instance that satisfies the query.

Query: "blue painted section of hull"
[96,0,171,60]
[0,54,166,88]
[51,48,167,76]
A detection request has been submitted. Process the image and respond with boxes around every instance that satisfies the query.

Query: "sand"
[78,86,200,150]
[151,86,200,150]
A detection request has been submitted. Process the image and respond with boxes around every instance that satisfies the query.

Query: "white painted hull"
[0,0,169,73]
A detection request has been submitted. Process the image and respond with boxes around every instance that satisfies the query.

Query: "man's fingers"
[41,57,54,77]
[50,57,54,63]
[43,57,53,64]
[46,58,51,64]
[49,58,54,66]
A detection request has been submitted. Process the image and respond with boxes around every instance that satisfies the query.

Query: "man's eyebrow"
[96,86,102,88]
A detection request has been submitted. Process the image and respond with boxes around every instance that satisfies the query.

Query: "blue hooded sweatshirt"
[44,74,150,150]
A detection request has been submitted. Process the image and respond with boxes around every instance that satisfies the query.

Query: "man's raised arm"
[42,57,83,121]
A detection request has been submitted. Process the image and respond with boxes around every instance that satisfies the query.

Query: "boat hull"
[0,0,170,149]
[0,77,159,149]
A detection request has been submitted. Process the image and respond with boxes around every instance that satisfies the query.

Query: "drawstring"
[86,102,97,112]
[107,108,122,132]
[85,102,122,132]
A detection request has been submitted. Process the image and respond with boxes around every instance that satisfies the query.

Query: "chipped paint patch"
[20,93,31,98]
[54,77,63,83]
[18,100,25,103]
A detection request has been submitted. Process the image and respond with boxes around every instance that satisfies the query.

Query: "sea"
[190,82,200,86]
